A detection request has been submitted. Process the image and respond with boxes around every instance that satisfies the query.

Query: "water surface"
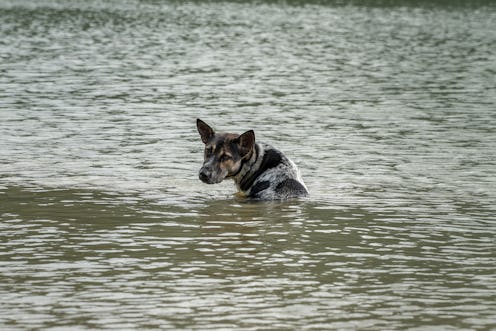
[1,1,495,330]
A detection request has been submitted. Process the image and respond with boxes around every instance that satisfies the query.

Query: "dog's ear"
[237,130,255,156]
[197,119,215,144]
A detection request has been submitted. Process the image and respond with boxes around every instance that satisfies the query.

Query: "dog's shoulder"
[238,142,281,191]
[246,142,308,199]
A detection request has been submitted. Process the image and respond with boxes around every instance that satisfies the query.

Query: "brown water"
[1,1,495,330]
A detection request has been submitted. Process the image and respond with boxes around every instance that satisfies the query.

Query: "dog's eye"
[220,154,231,162]
[205,148,213,156]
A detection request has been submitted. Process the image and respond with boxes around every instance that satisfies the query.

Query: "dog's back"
[234,142,308,200]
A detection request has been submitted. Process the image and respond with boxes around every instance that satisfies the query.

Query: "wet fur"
[197,119,308,200]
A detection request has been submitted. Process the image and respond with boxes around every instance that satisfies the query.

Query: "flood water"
[1,0,495,330]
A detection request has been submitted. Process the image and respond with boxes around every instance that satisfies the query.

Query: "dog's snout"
[199,170,209,183]
[199,166,213,184]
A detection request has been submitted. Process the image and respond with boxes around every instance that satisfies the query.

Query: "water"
[1,0,495,330]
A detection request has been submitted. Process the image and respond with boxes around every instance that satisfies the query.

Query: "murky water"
[1,1,495,330]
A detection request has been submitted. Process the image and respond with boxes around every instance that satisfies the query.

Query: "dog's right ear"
[197,119,215,144]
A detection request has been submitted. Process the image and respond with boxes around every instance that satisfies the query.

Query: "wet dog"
[196,119,308,200]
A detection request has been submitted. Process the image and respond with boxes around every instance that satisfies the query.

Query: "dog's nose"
[199,170,209,183]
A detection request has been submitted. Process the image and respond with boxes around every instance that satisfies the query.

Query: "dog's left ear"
[197,119,215,144]
[237,130,255,157]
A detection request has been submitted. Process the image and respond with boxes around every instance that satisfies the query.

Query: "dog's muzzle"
[199,169,210,183]
[199,166,216,184]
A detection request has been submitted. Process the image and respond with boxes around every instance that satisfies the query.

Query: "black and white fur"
[197,119,308,200]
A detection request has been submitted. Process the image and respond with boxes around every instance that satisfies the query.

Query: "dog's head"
[196,119,255,184]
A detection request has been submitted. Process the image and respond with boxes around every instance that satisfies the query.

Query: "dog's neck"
[232,143,262,192]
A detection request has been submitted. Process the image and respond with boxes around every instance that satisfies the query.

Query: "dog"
[196,119,308,200]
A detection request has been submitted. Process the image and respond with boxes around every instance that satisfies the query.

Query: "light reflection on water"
[1,187,494,329]
[1,0,496,330]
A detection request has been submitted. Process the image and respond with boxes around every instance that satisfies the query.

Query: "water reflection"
[1,186,494,329]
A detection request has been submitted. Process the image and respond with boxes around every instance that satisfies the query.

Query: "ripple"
[1,1,496,330]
